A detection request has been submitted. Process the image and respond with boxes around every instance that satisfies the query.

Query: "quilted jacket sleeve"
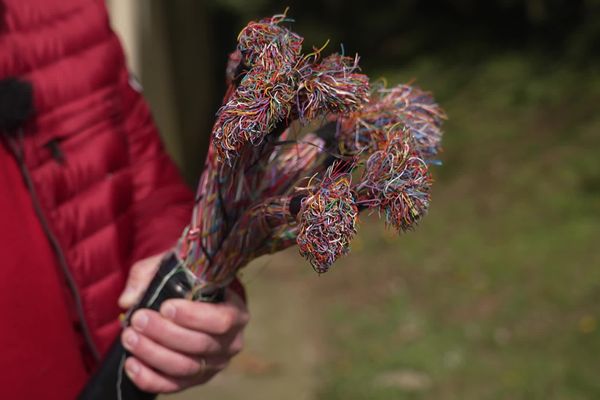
[120,78,193,263]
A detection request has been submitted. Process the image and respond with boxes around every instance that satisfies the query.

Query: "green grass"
[315,53,600,400]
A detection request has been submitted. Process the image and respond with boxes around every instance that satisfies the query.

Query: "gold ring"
[196,358,208,379]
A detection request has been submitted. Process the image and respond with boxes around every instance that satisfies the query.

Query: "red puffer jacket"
[0,1,236,398]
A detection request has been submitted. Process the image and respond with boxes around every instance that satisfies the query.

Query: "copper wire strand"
[173,12,445,293]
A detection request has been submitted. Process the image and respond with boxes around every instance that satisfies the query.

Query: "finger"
[130,310,225,355]
[118,253,164,308]
[125,355,231,393]
[204,355,232,373]
[228,331,244,357]
[124,357,183,393]
[160,290,249,336]
[226,288,247,309]
[193,356,232,384]
[121,328,204,378]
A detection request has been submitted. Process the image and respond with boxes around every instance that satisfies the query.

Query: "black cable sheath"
[78,253,224,400]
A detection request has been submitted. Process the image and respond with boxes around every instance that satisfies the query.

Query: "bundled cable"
[80,10,445,399]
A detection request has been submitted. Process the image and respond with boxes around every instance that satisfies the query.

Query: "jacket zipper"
[6,131,101,363]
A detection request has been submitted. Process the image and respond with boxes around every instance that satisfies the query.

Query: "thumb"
[118,252,165,309]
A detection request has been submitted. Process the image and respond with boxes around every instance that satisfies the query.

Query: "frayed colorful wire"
[175,12,445,295]
[338,84,446,159]
[237,11,303,68]
[297,166,358,273]
[297,54,370,121]
[358,131,431,232]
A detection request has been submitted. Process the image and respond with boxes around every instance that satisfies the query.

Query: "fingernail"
[123,330,138,349]
[132,312,148,331]
[126,359,140,377]
[161,303,176,320]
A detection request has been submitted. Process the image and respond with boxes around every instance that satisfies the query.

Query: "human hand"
[117,254,249,393]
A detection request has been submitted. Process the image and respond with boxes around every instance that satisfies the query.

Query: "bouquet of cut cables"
[79,11,445,400]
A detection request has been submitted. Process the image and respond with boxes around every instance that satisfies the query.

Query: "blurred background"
[107,1,600,399]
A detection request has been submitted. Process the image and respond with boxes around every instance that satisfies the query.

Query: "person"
[0,0,248,398]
